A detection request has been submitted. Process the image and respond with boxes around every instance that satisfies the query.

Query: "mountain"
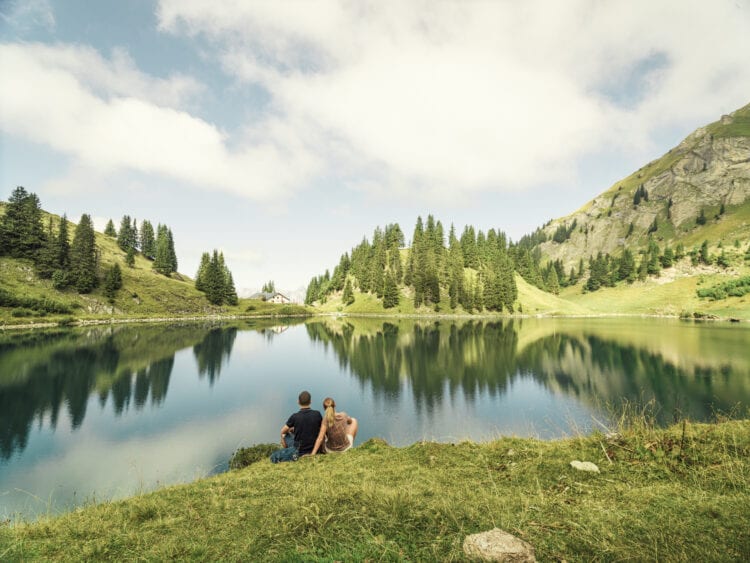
[305,102,750,319]
[537,102,750,267]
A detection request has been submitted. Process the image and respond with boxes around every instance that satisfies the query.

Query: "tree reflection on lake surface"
[1,317,748,520]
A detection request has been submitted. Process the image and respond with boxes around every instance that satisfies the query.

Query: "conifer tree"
[195,252,211,291]
[696,209,707,225]
[56,214,71,271]
[342,277,355,305]
[618,248,636,282]
[36,217,58,279]
[103,263,123,302]
[383,272,399,309]
[118,215,136,251]
[140,220,155,259]
[205,250,224,305]
[104,219,117,237]
[0,187,45,259]
[262,280,276,293]
[545,266,560,295]
[70,214,98,293]
[126,246,136,268]
[700,240,711,264]
[224,271,239,306]
[637,253,648,281]
[153,224,172,275]
[660,246,675,268]
[167,228,178,273]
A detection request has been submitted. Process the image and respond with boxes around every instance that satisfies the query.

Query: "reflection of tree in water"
[193,327,238,385]
[518,333,747,424]
[306,320,749,424]
[307,320,519,412]
[0,325,213,460]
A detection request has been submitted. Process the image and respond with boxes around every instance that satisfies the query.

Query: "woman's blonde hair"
[323,397,336,427]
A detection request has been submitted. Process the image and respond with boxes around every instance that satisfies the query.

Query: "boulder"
[463,528,536,562]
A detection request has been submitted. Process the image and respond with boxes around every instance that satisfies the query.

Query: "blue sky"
[2,0,749,296]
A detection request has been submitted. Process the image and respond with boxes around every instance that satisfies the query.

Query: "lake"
[1,316,749,520]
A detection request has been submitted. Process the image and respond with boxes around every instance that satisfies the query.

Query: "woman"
[311,397,358,455]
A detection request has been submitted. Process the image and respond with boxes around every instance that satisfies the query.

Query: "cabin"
[249,291,291,304]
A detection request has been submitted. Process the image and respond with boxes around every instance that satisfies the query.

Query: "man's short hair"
[298,390,311,406]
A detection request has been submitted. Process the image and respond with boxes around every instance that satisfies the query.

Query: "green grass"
[707,102,750,138]
[2,418,748,561]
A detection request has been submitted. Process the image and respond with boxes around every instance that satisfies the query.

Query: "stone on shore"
[463,528,536,562]
[570,460,600,473]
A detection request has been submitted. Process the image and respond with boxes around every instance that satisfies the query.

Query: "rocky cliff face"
[539,104,750,268]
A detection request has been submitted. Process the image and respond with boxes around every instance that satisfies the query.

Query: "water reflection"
[306,318,750,424]
[0,323,245,460]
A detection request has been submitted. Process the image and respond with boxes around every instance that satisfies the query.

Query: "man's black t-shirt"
[286,408,322,455]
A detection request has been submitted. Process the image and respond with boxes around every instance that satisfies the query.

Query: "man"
[270,390,323,463]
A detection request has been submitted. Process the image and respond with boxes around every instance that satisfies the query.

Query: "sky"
[2,0,750,297]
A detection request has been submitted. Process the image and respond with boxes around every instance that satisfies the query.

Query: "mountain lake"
[1,316,749,520]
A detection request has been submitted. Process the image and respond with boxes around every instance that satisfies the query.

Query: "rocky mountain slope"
[539,102,750,268]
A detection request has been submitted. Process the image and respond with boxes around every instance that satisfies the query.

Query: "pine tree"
[56,214,71,271]
[697,209,707,226]
[224,272,239,306]
[618,248,635,282]
[545,266,560,295]
[383,272,399,309]
[262,280,276,293]
[140,220,155,259]
[637,253,648,281]
[195,252,211,291]
[103,263,123,302]
[126,246,136,268]
[36,218,58,279]
[660,246,675,268]
[167,228,178,273]
[70,214,98,293]
[153,225,171,275]
[117,215,136,251]
[104,219,117,237]
[700,240,711,265]
[342,277,355,305]
[205,250,224,305]
[0,187,45,259]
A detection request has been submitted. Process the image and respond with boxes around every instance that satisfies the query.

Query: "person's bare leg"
[347,417,359,440]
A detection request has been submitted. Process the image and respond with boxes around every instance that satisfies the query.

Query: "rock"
[463,528,536,562]
[721,114,734,125]
[570,460,600,473]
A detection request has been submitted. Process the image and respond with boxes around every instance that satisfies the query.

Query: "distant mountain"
[537,102,750,268]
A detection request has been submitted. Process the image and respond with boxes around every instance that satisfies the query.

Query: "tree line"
[305,215,519,312]
[1,187,237,308]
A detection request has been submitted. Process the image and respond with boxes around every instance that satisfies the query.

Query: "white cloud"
[0,43,320,202]
[157,0,750,200]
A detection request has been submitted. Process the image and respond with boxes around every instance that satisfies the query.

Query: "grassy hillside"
[2,419,748,560]
[0,205,309,326]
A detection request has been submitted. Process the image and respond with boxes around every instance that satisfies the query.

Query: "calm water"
[1,317,749,520]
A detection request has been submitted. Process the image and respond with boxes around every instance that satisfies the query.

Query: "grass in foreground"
[1,419,749,561]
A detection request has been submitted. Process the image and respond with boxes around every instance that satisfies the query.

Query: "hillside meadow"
[2,418,748,561]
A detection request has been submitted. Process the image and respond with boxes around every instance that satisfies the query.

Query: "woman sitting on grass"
[311,397,358,455]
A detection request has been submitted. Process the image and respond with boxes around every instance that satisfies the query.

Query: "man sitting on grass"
[270,390,323,463]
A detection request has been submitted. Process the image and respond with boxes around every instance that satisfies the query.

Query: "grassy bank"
[2,419,749,561]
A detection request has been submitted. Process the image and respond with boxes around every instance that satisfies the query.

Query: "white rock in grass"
[463,528,536,562]
[570,460,600,473]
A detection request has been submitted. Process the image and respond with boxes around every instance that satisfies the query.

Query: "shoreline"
[1,309,744,332]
